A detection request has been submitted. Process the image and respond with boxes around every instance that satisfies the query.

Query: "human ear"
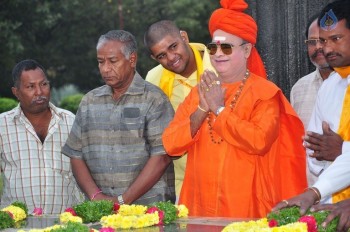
[11,87,19,100]
[180,30,189,43]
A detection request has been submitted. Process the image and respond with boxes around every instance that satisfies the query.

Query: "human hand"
[198,76,210,112]
[311,199,350,232]
[272,189,320,215]
[200,70,225,113]
[304,121,343,161]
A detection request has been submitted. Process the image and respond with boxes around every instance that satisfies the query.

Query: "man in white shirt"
[273,1,350,231]
[290,15,333,186]
[0,59,82,214]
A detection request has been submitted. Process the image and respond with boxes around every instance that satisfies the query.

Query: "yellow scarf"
[334,66,350,78]
[332,66,350,203]
[159,44,203,97]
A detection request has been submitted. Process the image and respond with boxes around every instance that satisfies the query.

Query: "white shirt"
[0,103,83,214]
[307,72,350,202]
[290,69,324,130]
[290,69,324,186]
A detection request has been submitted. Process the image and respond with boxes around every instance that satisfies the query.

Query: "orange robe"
[162,73,307,218]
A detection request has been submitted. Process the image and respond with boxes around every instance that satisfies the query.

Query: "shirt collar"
[94,71,145,97]
[12,102,61,121]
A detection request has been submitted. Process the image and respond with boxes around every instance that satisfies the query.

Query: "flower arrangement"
[18,221,97,232]
[222,218,307,232]
[267,206,338,232]
[59,200,188,230]
[222,206,339,232]
[0,201,28,230]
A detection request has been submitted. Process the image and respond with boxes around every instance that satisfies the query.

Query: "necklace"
[175,79,195,89]
[207,70,250,144]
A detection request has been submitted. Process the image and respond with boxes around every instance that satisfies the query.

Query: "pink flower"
[32,207,43,216]
[298,215,317,232]
[99,227,115,232]
[146,206,164,225]
[64,207,77,216]
[113,203,120,212]
[268,219,278,227]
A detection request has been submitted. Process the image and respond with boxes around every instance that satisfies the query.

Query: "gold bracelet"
[198,105,208,113]
[305,187,321,204]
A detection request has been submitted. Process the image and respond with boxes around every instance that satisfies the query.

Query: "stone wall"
[246,0,333,98]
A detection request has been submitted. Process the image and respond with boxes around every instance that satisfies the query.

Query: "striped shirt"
[290,69,324,130]
[62,73,175,204]
[0,103,82,214]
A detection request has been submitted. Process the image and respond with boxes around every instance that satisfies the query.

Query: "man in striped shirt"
[62,30,175,205]
[0,59,82,214]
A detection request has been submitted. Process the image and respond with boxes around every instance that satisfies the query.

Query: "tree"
[0,0,219,98]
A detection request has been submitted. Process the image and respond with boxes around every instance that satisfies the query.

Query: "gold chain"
[207,70,250,144]
[176,79,194,89]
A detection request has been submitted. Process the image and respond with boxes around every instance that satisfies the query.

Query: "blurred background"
[0,0,333,113]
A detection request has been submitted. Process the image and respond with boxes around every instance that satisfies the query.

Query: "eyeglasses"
[206,42,246,55]
[304,39,321,46]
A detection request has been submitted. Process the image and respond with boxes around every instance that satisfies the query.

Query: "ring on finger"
[216,80,220,85]
[282,199,289,206]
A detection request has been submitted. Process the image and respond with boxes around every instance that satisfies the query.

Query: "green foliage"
[151,201,178,225]
[59,94,84,114]
[268,206,339,232]
[51,222,90,232]
[0,211,15,230]
[0,0,219,98]
[51,84,81,106]
[73,200,113,223]
[11,201,28,215]
[0,98,18,113]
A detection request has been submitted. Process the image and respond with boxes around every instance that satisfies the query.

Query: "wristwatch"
[117,194,125,205]
[216,106,225,116]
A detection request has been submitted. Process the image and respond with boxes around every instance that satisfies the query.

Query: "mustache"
[32,96,48,102]
[311,49,324,59]
[325,52,341,58]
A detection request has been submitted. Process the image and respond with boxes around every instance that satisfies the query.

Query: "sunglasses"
[206,42,246,55]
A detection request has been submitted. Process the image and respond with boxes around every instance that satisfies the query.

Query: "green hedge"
[0,98,18,113]
[59,94,83,114]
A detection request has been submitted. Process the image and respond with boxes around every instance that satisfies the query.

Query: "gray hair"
[96,30,137,59]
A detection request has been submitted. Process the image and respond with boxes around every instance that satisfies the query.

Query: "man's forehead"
[320,19,347,36]
[213,36,227,41]
[320,9,338,31]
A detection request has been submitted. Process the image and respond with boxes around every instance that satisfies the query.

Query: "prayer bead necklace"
[207,70,250,144]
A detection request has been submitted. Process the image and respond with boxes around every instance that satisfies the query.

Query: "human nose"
[100,62,111,73]
[315,41,323,49]
[34,85,43,95]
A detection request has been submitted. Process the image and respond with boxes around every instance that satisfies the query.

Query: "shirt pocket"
[119,107,145,138]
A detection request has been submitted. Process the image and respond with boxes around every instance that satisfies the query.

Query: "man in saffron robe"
[162,0,307,218]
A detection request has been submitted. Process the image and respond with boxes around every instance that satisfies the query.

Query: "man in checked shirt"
[0,59,82,214]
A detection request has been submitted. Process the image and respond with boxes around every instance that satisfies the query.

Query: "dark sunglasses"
[206,42,246,55]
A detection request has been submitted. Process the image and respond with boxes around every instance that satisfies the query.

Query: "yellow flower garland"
[59,212,83,224]
[222,218,308,232]
[175,204,189,217]
[1,205,26,222]
[99,204,158,229]
[100,211,159,229]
